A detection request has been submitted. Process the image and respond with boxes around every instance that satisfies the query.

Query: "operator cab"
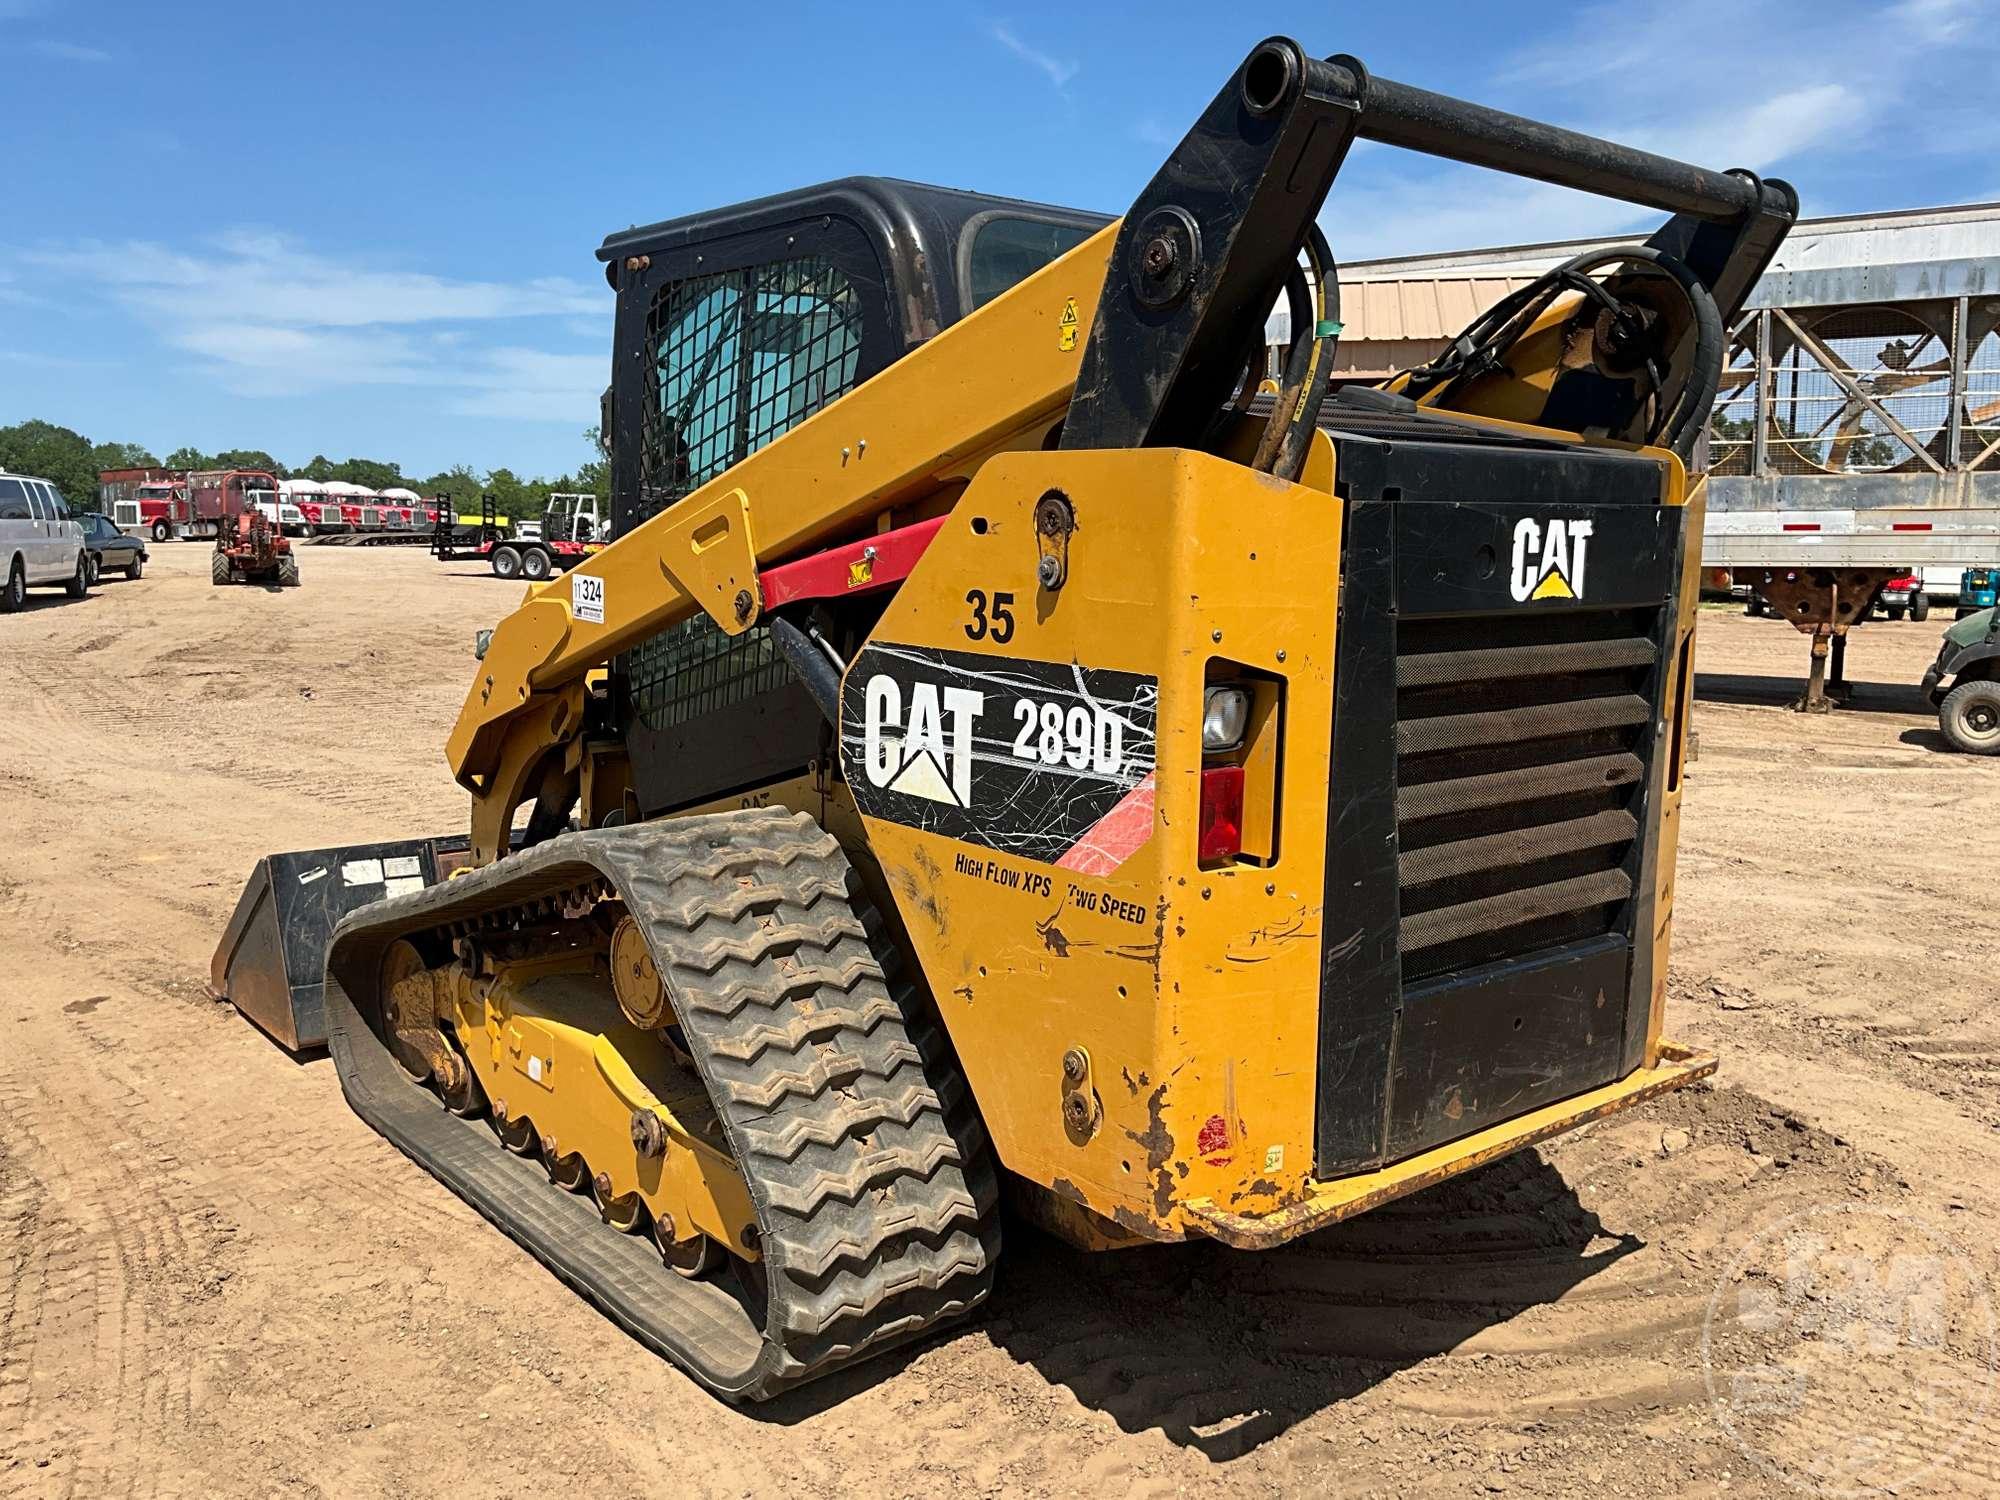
[596,178,1108,816]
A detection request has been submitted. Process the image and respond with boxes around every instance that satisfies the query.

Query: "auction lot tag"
[572,573,605,624]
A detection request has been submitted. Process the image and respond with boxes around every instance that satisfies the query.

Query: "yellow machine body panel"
[850,450,1337,1235]
[836,442,1708,1243]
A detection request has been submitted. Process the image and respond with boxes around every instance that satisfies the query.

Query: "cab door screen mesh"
[628,258,863,728]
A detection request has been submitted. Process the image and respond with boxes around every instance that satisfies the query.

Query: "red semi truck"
[98,467,187,539]
[98,467,280,541]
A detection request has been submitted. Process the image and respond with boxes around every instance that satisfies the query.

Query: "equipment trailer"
[213,39,1793,1400]
[433,491,604,579]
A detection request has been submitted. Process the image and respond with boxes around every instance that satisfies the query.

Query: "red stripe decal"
[759,515,948,610]
[1055,773,1156,875]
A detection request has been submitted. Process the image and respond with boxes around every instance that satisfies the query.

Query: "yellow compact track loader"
[212,39,1796,1399]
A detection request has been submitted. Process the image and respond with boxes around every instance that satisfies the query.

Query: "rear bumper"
[1184,1040,1714,1250]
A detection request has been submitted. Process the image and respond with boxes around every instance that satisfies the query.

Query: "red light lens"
[1198,765,1245,864]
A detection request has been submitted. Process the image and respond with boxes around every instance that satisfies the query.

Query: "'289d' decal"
[840,643,1159,871]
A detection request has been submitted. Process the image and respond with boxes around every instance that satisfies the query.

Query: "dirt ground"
[1,543,1996,1498]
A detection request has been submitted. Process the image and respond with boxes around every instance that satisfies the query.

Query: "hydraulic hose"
[1400,245,1723,455]
[1253,225,1341,483]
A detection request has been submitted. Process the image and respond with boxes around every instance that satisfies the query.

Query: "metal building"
[1284,202,2000,575]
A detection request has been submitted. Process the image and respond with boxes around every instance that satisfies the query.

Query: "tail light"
[1197,766,1245,863]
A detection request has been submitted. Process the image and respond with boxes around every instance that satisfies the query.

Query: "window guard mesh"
[627,257,863,729]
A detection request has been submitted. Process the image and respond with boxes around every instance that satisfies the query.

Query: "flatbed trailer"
[1705,504,2000,569]
[309,529,439,547]
[433,491,603,580]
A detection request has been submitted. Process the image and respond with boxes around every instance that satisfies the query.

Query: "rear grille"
[1394,608,1661,983]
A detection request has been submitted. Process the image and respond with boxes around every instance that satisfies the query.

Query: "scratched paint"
[1196,1112,1233,1166]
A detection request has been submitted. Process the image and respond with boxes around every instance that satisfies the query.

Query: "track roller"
[322,808,1000,1400]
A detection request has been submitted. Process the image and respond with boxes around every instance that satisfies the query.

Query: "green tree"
[90,440,160,470]
[419,464,483,512]
[211,449,287,477]
[165,445,212,470]
[0,420,100,511]
[484,466,532,521]
[298,454,336,482]
[330,457,406,490]
[572,426,609,503]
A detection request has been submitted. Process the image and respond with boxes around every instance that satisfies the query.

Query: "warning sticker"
[1057,297,1080,352]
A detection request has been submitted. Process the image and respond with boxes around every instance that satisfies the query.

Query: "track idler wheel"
[651,1214,724,1279]
[540,1135,589,1192]
[493,1101,538,1156]
[438,1043,487,1118]
[592,1172,647,1234]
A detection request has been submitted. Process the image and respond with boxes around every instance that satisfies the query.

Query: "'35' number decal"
[964,589,1015,644]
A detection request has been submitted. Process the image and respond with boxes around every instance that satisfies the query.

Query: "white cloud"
[9,230,608,423]
[444,349,608,423]
[987,22,1076,91]
[1330,0,2000,260]
[30,38,109,62]
[27,232,601,329]
[1890,0,1985,41]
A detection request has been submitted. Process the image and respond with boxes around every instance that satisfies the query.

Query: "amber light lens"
[1197,765,1245,863]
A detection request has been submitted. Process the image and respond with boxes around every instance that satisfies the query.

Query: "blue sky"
[3,0,1994,479]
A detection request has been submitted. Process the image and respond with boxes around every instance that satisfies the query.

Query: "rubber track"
[321,807,998,1400]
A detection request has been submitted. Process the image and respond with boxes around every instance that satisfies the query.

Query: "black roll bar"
[1307,57,1785,224]
[1063,38,1797,460]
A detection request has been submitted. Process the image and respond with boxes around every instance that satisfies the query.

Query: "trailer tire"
[278,556,301,588]
[1940,679,2000,756]
[491,546,523,581]
[212,552,232,586]
[521,546,552,581]
[0,558,23,614]
[65,553,89,599]
[1910,594,1931,622]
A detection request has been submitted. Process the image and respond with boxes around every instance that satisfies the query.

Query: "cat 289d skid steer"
[211,37,1795,1399]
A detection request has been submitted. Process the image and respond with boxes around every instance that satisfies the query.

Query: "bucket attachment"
[211,835,473,1050]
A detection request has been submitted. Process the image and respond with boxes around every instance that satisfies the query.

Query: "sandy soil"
[1,544,1996,1498]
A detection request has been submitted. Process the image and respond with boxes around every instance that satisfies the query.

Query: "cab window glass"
[966,217,1093,309]
[0,479,28,521]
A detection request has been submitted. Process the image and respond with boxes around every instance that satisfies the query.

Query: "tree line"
[0,418,609,517]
